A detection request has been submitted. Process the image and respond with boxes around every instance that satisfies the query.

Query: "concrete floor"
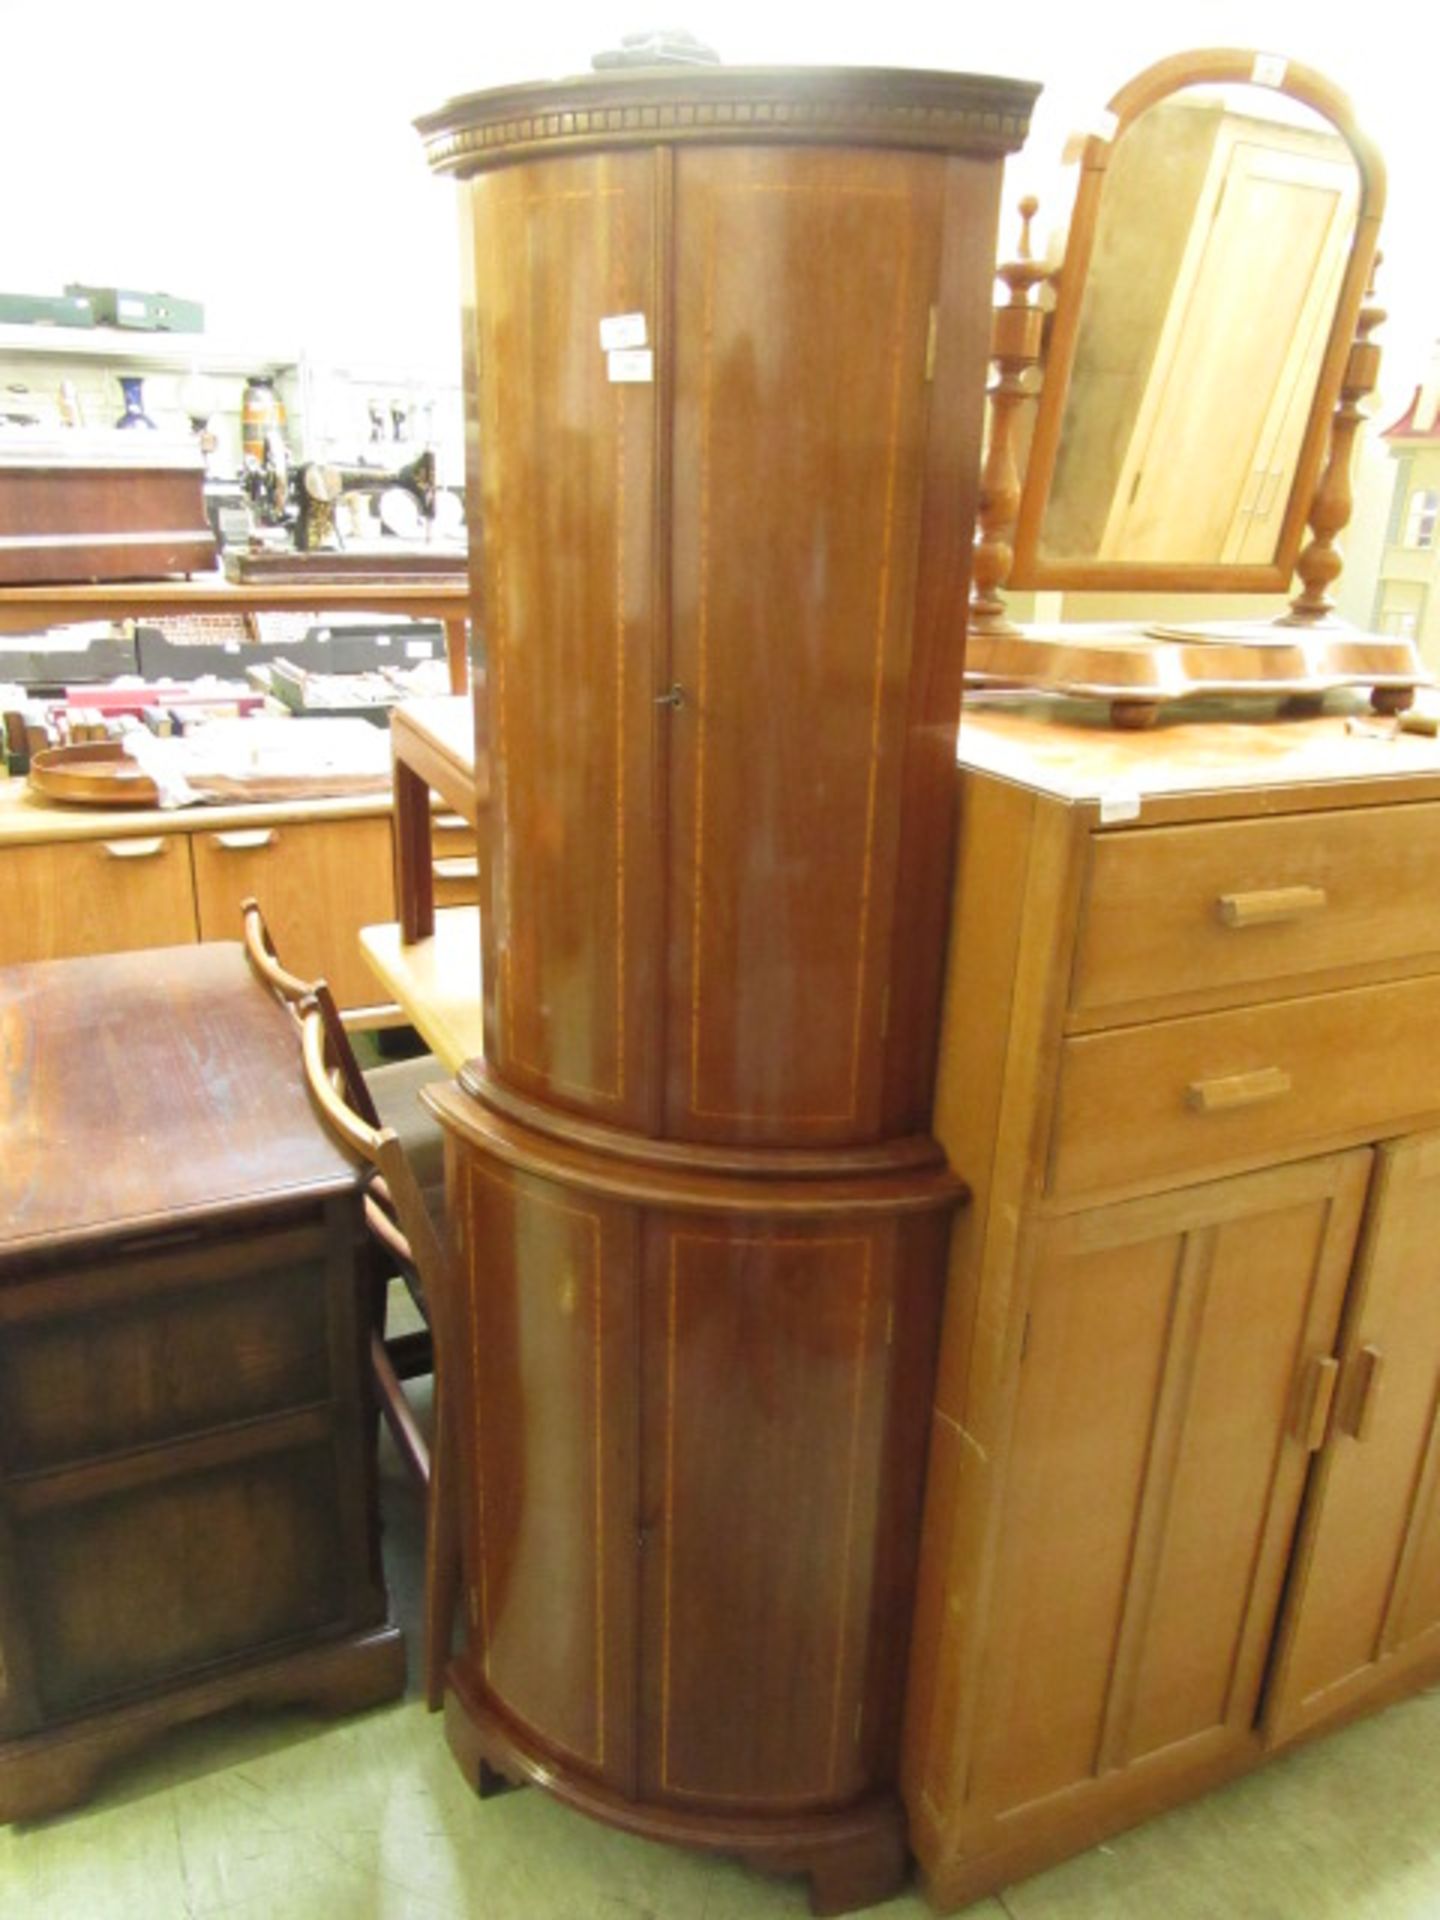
[5,1390,1440,1920]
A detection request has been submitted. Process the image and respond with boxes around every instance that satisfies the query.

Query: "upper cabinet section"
[424,66,1038,1148]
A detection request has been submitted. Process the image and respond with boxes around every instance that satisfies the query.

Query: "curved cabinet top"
[416,64,1040,177]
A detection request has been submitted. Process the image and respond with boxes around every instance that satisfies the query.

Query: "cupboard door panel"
[1267,1131,1440,1742]
[666,145,944,1147]
[463,152,661,1130]
[0,836,195,965]
[638,1212,934,1810]
[447,1152,639,1793]
[966,1153,1366,1834]
[191,817,394,1012]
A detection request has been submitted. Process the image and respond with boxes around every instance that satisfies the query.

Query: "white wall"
[3,1,1436,604]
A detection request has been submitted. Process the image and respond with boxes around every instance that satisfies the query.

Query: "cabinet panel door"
[462,151,661,1131]
[1266,1131,1440,1742]
[665,145,944,1148]
[191,817,393,1012]
[446,1150,640,1795]
[638,1210,943,1811]
[0,836,195,965]
[962,1152,1367,1841]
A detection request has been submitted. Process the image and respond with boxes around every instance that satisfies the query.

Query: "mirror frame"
[1008,48,1386,593]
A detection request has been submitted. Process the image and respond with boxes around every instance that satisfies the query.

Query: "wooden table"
[360,907,484,1072]
[0,941,405,1820]
[390,695,485,943]
[0,573,472,694]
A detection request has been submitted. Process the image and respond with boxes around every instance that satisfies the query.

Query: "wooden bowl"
[27,741,161,808]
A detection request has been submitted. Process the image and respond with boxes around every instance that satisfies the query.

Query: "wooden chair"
[296,989,460,1711]
[241,897,444,1470]
[241,898,457,1703]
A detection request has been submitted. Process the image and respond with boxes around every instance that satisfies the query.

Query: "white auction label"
[600,312,648,351]
[1251,53,1288,88]
[607,347,654,383]
[1098,788,1142,824]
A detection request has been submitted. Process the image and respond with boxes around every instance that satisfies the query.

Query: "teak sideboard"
[0,780,478,1015]
[904,697,1440,1907]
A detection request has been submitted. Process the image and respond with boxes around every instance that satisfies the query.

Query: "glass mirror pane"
[1037,82,1359,568]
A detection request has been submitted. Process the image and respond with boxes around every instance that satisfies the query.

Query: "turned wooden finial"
[1286,251,1387,626]
[970,196,1050,636]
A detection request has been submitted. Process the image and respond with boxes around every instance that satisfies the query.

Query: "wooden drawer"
[0,1229,333,1475]
[1072,803,1440,1022]
[15,1438,345,1717]
[191,816,394,1011]
[0,835,196,966]
[1050,973,1440,1200]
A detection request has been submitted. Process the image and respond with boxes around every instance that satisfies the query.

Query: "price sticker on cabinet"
[600,312,648,351]
[607,348,654,384]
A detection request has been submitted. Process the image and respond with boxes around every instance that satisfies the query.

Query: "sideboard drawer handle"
[1217,885,1328,929]
[1185,1066,1293,1114]
[102,837,166,860]
[212,829,277,852]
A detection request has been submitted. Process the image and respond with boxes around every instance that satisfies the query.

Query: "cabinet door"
[958,1152,1367,1850]
[0,836,196,965]
[462,151,662,1132]
[191,817,393,1012]
[665,145,946,1149]
[445,1149,640,1796]
[1266,1131,1440,1742]
[637,1208,945,1813]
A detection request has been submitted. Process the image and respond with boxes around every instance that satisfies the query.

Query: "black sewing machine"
[242,439,438,552]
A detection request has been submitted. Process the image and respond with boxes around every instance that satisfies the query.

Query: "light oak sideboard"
[904,696,1440,1907]
[0,780,477,1014]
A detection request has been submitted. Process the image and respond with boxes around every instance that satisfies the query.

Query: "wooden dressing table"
[905,692,1440,1907]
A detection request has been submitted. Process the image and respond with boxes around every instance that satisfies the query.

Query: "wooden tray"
[223,548,467,586]
[27,741,161,807]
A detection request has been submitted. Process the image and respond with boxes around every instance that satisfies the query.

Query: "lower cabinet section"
[191,814,396,1011]
[906,1135,1440,1906]
[0,1204,404,1817]
[1265,1131,1440,1741]
[0,834,197,963]
[0,805,397,1011]
[431,1081,956,1910]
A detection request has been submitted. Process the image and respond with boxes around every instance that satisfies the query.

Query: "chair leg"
[423,1348,461,1711]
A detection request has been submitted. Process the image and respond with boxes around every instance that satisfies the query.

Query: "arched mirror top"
[1009,48,1386,594]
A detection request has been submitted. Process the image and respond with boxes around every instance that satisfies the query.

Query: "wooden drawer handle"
[211,829,277,852]
[102,837,166,860]
[1343,1344,1385,1442]
[433,813,470,835]
[433,855,479,882]
[1299,1355,1340,1452]
[1216,885,1328,929]
[1186,1066,1292,1114]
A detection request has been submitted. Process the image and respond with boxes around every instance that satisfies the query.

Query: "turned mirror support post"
[1285,258,1386,627]
[970,197,1048,636]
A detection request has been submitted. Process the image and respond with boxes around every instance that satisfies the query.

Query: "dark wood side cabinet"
[0,943,404,1822]
[416,64,1037,1913]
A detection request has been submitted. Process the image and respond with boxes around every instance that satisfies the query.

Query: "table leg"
[394,754,435,944]
[444,617,469,696]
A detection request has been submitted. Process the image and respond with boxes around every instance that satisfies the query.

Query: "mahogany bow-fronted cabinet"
[416,63,1038,1912]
